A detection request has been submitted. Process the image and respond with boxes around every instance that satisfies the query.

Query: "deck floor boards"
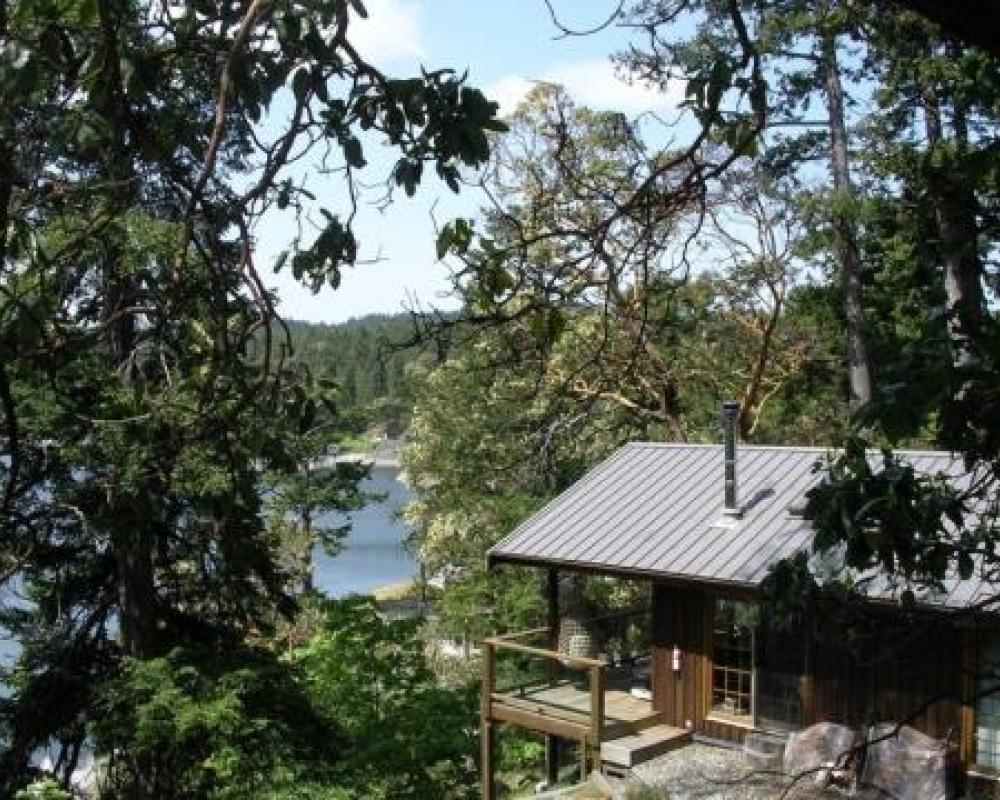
[493,681,691,768]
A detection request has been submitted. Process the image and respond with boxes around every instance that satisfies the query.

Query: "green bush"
[15,781,72,800]
[88,596,478,799]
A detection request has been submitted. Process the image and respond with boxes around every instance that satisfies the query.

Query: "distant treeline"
[285,314,430,437]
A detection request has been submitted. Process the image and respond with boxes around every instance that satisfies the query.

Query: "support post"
[546,568,560,670]
[545,735,559,787]
[546,568,560,786]
[589,663,605,772]
[482,641,496,800]
[481,720,495,800]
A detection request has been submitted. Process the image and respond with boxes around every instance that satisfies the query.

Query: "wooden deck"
[480,620,687,799]
[498,682,657,738]
[490,681,691,770]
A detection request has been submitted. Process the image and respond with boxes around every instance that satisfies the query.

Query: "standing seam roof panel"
[610,448,721,568]
[670,449,798,577]
[715,452,823,580]
[504,445,636,555]
[538,445,663,558]
[645,448,783,574]
[571,446,707,565]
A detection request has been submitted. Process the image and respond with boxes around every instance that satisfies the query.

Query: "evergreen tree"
[0,0,503,792]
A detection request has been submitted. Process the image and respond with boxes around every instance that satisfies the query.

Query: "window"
[755,611,805,731]
[712,599,755,721]
[977,632,1000,769]
[710,598,805,730]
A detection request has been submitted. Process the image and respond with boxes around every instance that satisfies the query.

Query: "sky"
[261,0,685,324]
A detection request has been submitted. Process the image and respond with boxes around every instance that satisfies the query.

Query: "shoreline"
[371,578,418,602]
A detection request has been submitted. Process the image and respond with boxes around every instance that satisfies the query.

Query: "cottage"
[480,405,997,796]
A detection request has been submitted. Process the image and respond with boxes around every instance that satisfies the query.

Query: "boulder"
[783,722,857,786]
[859,724,956,800]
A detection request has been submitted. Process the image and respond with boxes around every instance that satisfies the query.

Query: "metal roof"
[487,443,985,608]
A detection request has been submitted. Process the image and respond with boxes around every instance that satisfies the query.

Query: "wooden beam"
[545,734,559,786]
[547,568,559,651]
[802,600,815,725]
[490,701,591,741]
[489,692,591,727]
[589,664,605,743]
[482,640,495,716]
[484,636,605,669]
[546,572,561,800]
[491,626,549,641]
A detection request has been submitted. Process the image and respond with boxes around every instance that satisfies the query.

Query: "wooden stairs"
[601,721,690,771]
[600,709,690,773]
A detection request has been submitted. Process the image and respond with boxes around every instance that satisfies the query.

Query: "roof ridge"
[625,441,957,458]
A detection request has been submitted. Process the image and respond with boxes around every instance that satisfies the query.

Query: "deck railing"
[480,607,651,798]
[482,629,605,794]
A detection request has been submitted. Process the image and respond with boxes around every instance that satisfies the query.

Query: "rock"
[783,722,857,780]
[859,724,956,800]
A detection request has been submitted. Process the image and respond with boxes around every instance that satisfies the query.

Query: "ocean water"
[0,468,417,669]
[312,466,419,596]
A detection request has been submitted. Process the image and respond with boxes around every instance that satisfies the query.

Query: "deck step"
[600,724,691,769]
[602,712,664,740]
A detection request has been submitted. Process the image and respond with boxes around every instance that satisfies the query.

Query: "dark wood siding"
[652,583,709,730]
[811,611,962,739]
[652,581,964,746]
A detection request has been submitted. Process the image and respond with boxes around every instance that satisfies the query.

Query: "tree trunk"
[114,534,160,657]
[301,468,315,594]
[821,27,873,411]
[923,63,984,371]
[105,247,161,660]
[98,0,161,664]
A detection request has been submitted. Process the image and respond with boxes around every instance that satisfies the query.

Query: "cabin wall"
[651,583,748,744]
[651,581,965,748]
[651,584,710,730]
[811,614,962,739]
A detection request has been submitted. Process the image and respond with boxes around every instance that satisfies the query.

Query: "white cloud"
[487,75,536,117]
[349,0,425,64]
[486,58,683,117]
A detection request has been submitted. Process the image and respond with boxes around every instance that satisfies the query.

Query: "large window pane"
[712,599,754,721]
[755,613,805,732]
[977,631,1000,769]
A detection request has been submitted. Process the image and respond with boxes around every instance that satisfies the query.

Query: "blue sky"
[262,0,684,323]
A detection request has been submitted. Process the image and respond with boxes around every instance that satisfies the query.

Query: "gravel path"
[615,743,848,800]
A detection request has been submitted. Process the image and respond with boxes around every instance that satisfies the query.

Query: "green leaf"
[292,67,310,103]
[342,136,366,168]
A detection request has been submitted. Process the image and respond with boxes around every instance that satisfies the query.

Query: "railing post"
[482,640,496,800]
[589,662,605,772]
[546,569,560,787]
